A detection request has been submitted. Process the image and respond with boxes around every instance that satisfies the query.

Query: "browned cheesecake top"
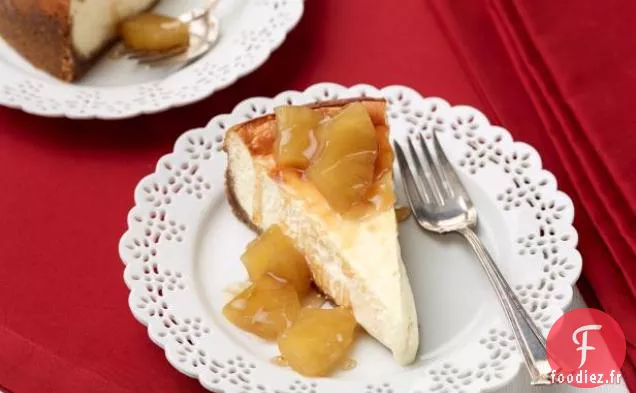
[226,98,395,219]
[232,98,388,157]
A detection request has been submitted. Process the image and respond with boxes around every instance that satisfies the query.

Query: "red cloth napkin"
[430,0,636,389]
[0,1,485,392]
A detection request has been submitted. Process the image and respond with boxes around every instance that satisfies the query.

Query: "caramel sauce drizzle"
[395,206,411,222]
[340,358,358,371]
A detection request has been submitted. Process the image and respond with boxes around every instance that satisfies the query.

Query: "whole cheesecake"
[0,0,158,81]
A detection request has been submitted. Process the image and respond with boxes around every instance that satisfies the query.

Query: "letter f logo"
[572,324,602,368]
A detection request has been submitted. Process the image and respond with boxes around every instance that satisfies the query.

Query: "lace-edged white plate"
[0,0,303,119]
[119,83,582,393]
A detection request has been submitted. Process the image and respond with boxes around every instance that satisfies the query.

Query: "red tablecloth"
[0,0,626,391]
[0,2,482,392]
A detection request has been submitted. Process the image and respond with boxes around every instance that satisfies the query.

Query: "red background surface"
[0,0,611,391]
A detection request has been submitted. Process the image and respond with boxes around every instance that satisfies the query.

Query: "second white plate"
[0,0,304,119]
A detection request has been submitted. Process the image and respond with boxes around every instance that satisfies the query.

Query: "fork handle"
[458,227,554,385]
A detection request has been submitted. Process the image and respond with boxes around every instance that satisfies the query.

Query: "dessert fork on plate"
[116,0,221,68]
[393,133,554,385]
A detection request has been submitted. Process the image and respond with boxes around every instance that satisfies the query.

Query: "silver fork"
[114,1,221,67]
[393,132,553,385]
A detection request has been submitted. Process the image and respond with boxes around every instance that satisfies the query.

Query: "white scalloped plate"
[0,0,303,119]
[119,83,582,393]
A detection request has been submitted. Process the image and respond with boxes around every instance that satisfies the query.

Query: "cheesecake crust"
[224,162,262,234]
[0,0,159,81]
[0,0,73,81]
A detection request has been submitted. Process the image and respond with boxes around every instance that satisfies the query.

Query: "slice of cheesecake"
[224,98,419,365]
[0,0,158,81]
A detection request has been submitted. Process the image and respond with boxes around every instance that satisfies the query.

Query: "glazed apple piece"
[274,106,322,169]
[306,103,378,213]
[223,276,301,340]
[348,171,396,218]
[119,13,190,52]
[278,308,357,377]
[241,225,311,297]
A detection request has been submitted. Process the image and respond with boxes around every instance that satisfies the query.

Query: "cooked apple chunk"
[306,103,378,213]
[119,13,190,52]
[241,225,311,297]
[223,276,301,340]
[274,106,322,169]
[278,307,357,377]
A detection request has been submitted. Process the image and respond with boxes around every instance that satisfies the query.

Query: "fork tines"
[393,132,470,206]
[125,46,189,62]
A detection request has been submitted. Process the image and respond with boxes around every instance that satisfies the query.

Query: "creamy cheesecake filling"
[70,0,156,59]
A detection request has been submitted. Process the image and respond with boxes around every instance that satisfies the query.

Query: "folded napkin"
[430,0,636,389]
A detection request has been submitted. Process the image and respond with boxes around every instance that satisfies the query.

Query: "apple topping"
[223,276,301,340]
[274,106,322,169]
[305,103,379,213]
[278,308,357,377]
[241,225,311,297]
[119,13,190,52]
